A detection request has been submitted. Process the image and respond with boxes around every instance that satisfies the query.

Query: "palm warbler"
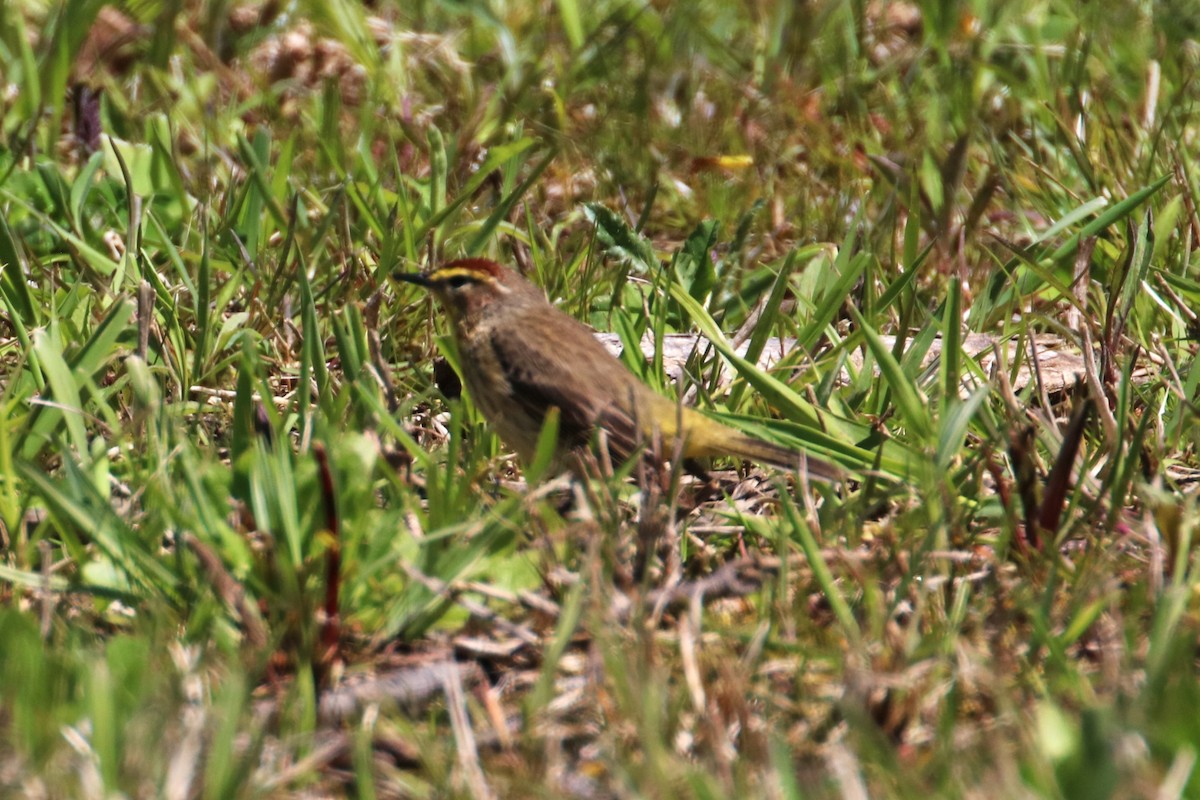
[397,259,840,481]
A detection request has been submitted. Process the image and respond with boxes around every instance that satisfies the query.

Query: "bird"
[396,258,841,481]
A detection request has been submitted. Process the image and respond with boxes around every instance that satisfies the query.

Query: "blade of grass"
[781,492,860,645]
[848,305,933,442]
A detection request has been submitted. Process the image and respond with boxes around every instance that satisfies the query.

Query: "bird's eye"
[443,275,473,289]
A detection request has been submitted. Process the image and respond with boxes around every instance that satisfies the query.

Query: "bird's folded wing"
[488,325,642,461]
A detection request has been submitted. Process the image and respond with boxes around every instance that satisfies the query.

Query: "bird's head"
[397,259,536,325]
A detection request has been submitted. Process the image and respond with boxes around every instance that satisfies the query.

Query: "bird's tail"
[684,412,843,482]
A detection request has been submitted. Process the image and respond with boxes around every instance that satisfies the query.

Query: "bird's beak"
[395,271,433,287]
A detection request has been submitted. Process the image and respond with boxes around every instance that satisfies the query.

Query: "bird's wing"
[487,316,643,461]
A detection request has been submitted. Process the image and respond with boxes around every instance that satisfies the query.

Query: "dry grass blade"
[444,662,496,800]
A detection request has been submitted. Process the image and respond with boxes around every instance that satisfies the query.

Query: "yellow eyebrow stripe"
[429,267,492,282]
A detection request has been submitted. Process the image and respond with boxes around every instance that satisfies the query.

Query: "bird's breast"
[455,331,510,411]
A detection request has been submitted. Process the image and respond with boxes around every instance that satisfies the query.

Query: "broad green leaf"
[585,202,658,272]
